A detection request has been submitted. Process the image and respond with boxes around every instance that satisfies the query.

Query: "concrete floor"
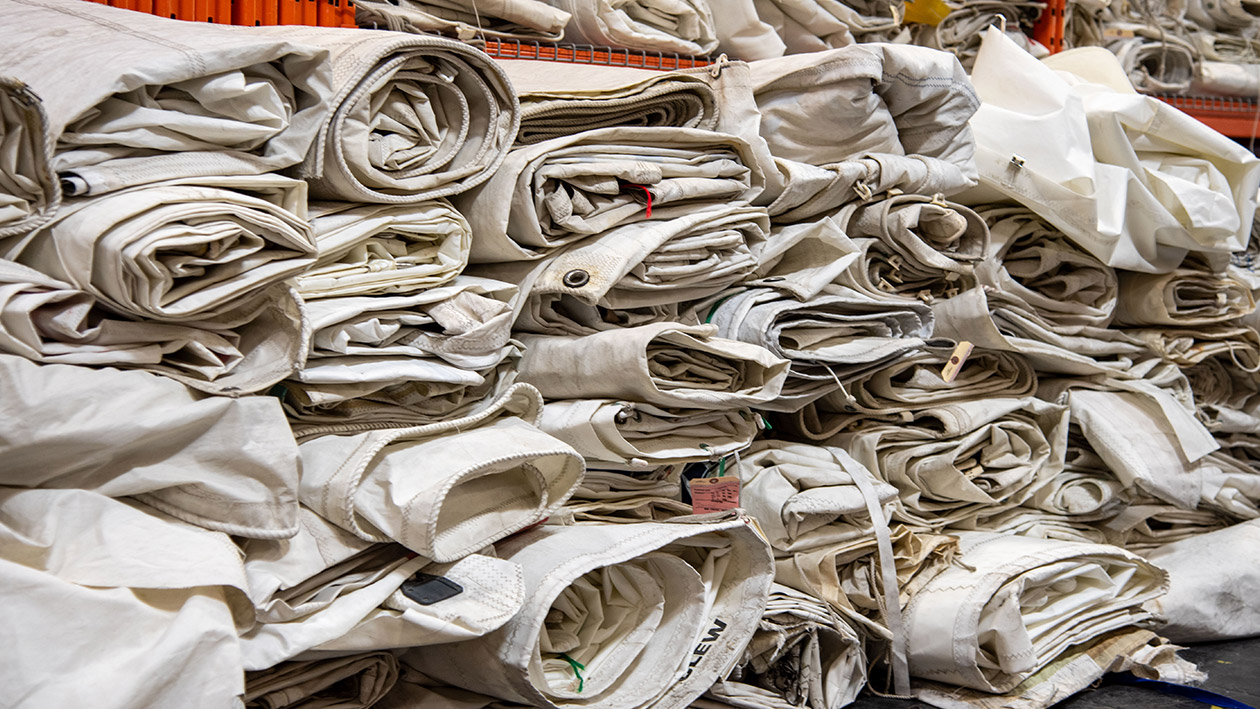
[849,636,1260,708]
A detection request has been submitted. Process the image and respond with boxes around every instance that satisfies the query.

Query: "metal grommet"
[563,269,590,288]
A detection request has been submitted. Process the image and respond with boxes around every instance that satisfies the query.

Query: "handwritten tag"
[941,340,974,384]
[690,477,741,514]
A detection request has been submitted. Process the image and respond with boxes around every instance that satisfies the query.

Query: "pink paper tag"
[691,476,741,514]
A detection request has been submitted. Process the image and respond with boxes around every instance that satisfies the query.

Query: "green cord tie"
[558,653,585,693]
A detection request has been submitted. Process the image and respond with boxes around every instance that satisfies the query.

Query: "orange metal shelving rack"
[79,0,356,27]
[1031,0,1260,139]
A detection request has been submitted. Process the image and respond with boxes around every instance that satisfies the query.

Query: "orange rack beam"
[1153,94,1260,139]
[79,0,354,25]
[481,39,713,71]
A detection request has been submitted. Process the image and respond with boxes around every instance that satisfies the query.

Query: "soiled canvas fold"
[354,0,571,41]
[903,532,1167,693]
[244,652,400,709]
[543,0,720,56]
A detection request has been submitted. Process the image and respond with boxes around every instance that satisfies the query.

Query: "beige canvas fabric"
[910,0,1046,70]
[912,628,1203,709]
[734,440,898,554]
[354,0,570,41]
[790,346,1038,440]
[460,126,762,263]
[752,0,904,51]
[255,26,518,204]
[0,354,300,539]
[538,398,758,466]
[712,0,787,60]
[0,0,332,196]
[746,43,979,220]
[1114,260,1256,326]
[903,532,1168,693]
[831,195,989,304]
[561,467,693,523]
[297,383,583,561]
[402,514,774,709]
[1106,30,1197,94]
[239,507,526,669]
[699,584,866,709]
[704,286,935,413]
[294,276,516,392]
[543,0,720,56]
[282,342,522,438]
[295,200,470,298]
[4,175,316,322]
[0,76,57,239]
[498,61,722,145]
[1144,519,1260,642]
[244,652,399,709]
[0,258,306,395]
[0,489,251,708]
[835,397,1069,529]
[518,322,789,409]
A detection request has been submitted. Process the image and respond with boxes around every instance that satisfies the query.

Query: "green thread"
[761,415,773,431]
[717,457,727,477]
[703,293,736,324]
[558,653,585,692]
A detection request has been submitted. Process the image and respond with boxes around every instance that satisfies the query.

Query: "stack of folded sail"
[2,4,1259,709]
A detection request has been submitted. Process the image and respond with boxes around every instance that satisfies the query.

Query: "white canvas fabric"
[402,514,774,709]
[239,507,526,669]
[1069,388,1217,509]
[517,322,789,409]
[4,174,316,322]
[1106,30,1197,94]
[543,0,720,55]
[295,200,470,298]
[700,584,866,709]
[0,489,250,709]
[703,286,935,413]
[244,652,400,709]
[980,206,1119,329]
[501,203,770,310]
[774,525,958,647]
[282,341,522,438]
[538,398,758,466]
[712,0,788,60]
[460,126,762,263]
[0,0,332,196]
[0,258,307,395]
[1143,519,1260,642]
[734,440,898,554]
[257,26,519,204]
[965,28,1260,272]
[297,383,583,561]
[1193,61,1260,97]
[0,354,300,539]
[1114,260,1256,326]
[294,276,516,392]
[831,194,989,303]
[0,76,57,239]
[498,61,722,145]
[752,0,904,50]
[746,43,980,220]
[354,0,571,41]
[791,346,1039,440]
[834,397,1069,529]
[562,468,694,522]
[1187,0,1260,30]
[910,0,1047,70]
[903,532,1168,693]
